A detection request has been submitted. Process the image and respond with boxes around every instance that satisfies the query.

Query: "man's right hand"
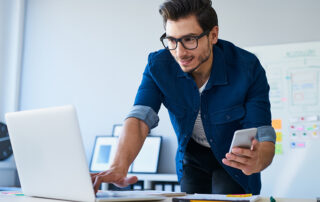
[90,118,148,194]
[90,167,138,194]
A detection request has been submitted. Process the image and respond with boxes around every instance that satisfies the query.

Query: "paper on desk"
[0,191,24,198]
[98,190,186,197]
[173,194,260,202]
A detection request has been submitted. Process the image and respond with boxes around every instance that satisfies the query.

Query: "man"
[91,0,276,195]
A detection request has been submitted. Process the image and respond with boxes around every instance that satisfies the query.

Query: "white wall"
[0,0,8,120]
[18,0,320,178]
[0,0,24,121]
[19,0,177,173]
[0,0,24,186]
[213,0,320,47]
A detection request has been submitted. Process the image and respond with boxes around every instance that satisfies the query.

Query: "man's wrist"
[257,141,275,172]
[109,163,130,174]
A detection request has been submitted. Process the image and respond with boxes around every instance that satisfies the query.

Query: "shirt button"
[226,115,231,120]
[203,115,207,119]
[235,175,239,178]
[209,139,213,142]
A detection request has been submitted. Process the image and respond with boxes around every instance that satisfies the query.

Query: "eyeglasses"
[160,30,210,50]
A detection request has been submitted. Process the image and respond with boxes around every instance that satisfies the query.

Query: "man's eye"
[183,37,196,43]
[167,38,176,43]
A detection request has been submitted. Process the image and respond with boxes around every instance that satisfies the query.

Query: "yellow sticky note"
[272,119,282,130]
[276,132,283,142]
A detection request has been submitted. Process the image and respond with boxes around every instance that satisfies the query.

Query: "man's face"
[165,15,218,73]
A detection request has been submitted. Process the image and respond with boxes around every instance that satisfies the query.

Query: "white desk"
[0,196,316,202]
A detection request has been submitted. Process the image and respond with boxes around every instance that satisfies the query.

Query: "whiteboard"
[245,41,320,198]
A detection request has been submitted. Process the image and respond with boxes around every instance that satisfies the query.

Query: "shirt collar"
[206,43,228,89]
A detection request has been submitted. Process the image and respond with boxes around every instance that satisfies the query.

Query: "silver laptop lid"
[6,105,96,201]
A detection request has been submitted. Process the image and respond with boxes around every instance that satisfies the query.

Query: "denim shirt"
[126,39,276,194]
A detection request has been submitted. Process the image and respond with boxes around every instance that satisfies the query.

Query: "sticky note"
[276,132,282,142]
[272,119,282,130]
[275,144,283,154]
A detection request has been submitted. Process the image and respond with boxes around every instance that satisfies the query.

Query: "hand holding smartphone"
[229,128,257,153]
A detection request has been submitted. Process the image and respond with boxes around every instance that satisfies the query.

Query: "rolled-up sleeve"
[126,52,162,130]
[256,125,276,143]
[125,105,159,130]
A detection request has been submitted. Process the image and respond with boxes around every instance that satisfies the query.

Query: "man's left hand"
[222,138,262,175]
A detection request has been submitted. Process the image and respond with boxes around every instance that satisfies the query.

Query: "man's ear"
[209,26,219,45]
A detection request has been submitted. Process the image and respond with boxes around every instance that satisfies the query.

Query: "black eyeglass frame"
[160,30,210,50]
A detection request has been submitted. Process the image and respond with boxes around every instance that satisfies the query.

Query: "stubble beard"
[178,42,212,74]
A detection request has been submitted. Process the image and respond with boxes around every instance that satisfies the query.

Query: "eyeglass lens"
[163,36,198,50]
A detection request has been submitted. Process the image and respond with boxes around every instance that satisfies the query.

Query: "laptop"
[5,105,165,201]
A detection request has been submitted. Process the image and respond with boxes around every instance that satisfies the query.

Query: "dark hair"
[159,0,218,32]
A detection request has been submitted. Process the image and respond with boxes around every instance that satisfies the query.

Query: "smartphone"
[229,128,257,153]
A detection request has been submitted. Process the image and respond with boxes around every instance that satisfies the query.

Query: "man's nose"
[175,41,187,57]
